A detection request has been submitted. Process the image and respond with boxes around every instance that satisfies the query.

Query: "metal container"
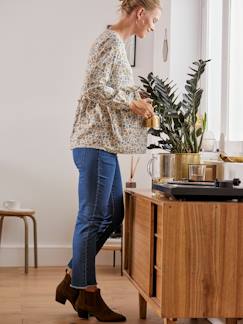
[147,152,201,183]
[147,153,176,183]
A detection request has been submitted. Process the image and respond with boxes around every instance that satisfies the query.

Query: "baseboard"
[0,244,121,267]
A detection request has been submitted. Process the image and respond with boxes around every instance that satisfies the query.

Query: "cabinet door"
[130,196,153,295]
[161,202,243,317]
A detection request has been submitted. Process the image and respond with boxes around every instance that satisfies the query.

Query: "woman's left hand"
[129,98,154,118]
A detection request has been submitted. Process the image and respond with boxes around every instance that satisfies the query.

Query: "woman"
[56,0,161,321]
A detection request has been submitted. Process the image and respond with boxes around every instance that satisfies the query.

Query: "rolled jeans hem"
[70,283,97,289]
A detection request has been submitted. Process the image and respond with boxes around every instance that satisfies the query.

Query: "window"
[206,0,223,141]
[203,0,243,152]
[228,0,243,141]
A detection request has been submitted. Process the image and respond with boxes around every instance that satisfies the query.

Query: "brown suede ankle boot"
[55,270,88,319]
[75,288,126,322]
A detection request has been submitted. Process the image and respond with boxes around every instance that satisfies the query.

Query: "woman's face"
[135,7,161,38]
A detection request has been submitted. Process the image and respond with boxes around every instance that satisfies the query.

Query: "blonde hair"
[119,0,161,14]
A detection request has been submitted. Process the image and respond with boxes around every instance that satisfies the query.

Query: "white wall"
[153,0,202,94]
[0,0,203,266]
[153,0,171,78]
[0,0,155,266]
[170,0,202,94]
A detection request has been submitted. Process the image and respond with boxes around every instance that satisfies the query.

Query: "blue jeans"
[68,148,124,288]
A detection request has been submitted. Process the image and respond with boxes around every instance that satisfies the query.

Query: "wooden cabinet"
[124,190,243,323]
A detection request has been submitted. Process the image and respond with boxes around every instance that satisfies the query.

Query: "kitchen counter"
[123,189,243,324]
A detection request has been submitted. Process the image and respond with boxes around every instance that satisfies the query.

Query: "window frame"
[201,0,242,153]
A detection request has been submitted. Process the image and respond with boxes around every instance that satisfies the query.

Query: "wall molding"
[0,245,121,267]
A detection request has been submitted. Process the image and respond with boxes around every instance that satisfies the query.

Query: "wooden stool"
[102,237,123,276]
[0,208,38,274]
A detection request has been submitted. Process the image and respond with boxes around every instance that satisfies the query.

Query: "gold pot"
[174,153,200,180]
[143,114,160,129]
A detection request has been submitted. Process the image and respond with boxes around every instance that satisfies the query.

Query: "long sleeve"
[82,36,140,111]
[70,29,148,154]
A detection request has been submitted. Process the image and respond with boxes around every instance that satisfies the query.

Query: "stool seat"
[0,208,38,273]
[0,209,35,216]
[102,242,121,251]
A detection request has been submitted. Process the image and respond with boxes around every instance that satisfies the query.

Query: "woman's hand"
[130,98,154,119]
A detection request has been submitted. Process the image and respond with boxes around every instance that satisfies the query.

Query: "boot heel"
[78,309,89,319]
[55,293,67,305]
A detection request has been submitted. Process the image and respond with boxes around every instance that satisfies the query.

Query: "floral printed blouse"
[70,29,147,154]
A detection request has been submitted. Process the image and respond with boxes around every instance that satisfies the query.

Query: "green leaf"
[196,128,203,137]
[139,60,210,153]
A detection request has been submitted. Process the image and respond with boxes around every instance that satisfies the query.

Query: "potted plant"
[140,59,210,180]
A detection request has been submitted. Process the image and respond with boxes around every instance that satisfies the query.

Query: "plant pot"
[174,153,200,180]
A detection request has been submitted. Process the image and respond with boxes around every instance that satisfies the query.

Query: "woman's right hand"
[130,98,154,119]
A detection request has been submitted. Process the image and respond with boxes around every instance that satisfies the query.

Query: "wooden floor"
[0,265,211,324]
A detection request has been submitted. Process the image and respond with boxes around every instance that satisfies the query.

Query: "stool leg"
[28,215,38,268]
[120,249,123,276]
[113,251,116,267]
[121,234,123,276]
[0,216,4,246]
[22,216,29,274]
